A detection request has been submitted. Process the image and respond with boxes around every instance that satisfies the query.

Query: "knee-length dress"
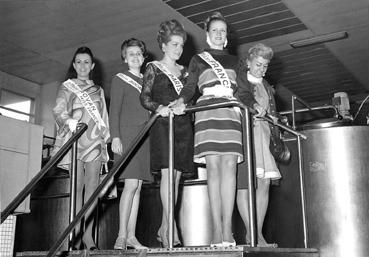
[52,79,110,170]
[179,49,243,164]
[109,71,153,182]
[140,62,194,176]
[236,71,281,189]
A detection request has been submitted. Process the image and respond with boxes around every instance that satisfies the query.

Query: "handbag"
[99,163,117,200]
[269,126,291,164]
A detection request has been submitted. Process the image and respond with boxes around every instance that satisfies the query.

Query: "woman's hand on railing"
[268,115,279,125]
[111,137,123,155]
[66,118,78,132]
[169,98,186,115]
[156,105,172,117]
[254,104,266,117]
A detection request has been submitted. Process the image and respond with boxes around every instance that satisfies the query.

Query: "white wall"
[0,71,60,138]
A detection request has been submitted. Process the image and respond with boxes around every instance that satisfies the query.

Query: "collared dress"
[180,48,243,164]
[109,70,153,182]
[52,79,110,170]
[236,72,281,189]
[140,63,194,177]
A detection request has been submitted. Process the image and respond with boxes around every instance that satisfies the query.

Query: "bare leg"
[236,189,250,243]
[159,169,182,246]
[236,178,271,245]
[71,161,85,249]
[220,155,237,243]
[82,160,101,249]
[116,179,140,242]
[126,179,142,239]
[255,178,270,245]
[205,155,222,244]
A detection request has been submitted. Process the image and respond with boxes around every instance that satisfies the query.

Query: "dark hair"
[204,12,228,32]
[65,46,95,80]
[157,19,187,50]
[121,38,147,60]
[248,43,274,61]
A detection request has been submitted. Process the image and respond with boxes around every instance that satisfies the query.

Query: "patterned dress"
[109,70,153,182]
[52,79,110,170]
[180,49,243,164]
[140,62,194,177]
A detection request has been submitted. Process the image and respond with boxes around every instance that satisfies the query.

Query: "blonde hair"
[248,43,274,61]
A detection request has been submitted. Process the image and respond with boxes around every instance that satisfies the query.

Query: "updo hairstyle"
[248,43,274,61]
[157,19,187,50]
[204,12,228,32]
[121,38,147,60]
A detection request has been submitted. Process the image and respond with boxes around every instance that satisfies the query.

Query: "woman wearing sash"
[53,46,110,250]
[109,38,153,250]
[236,43,280,247]
[172,12,243,247]
[140,19,194,247]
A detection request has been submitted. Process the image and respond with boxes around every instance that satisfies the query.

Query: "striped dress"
[180,49,243,164]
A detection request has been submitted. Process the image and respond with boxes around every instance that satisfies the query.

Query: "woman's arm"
[140,64,161,112]
[53,83,75,135]
[179,56,200,103]
[109,76,124,139]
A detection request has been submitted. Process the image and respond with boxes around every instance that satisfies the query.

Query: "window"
[0,89,35,123]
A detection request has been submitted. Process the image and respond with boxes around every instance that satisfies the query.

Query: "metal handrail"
[184,100,306,247]
[46,113,159,257]
[1,123,88,223]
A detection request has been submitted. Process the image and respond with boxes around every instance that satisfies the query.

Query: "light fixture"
[290,31,348,48]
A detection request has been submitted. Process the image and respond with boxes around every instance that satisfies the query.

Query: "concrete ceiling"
[0,0,368,113]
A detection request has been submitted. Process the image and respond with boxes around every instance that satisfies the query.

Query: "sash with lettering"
[151,61,183,95]
[116,72,142,93]
[198,51,240,113]
[63,79,107,130]
[198,51,232,89]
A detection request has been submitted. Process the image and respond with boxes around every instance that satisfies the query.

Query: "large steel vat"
[300,125,369,257]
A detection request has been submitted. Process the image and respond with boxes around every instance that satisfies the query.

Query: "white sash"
[152,61,183,95]
[63,79,107,130]
[116,73,142,93]
[198,52,240,114]
[198,51,232,88]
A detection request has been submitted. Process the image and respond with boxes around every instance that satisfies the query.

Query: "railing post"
[297,135,308,248]
[243,107,257,247]
[168,111,175,249]
[68,138,78,250]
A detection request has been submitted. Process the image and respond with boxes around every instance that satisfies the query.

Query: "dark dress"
[109,70,153,182]
[140,62,194,177]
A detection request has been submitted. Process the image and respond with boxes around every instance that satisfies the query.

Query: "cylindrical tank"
[302,125,369,257]
[178,180,212,246]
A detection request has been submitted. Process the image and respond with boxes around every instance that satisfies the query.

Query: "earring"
[223,38,228,48]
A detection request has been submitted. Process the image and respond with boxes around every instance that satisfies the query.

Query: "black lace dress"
[140,62,194,177]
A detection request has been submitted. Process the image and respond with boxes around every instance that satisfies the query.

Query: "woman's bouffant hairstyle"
[65,46,95,80]
[204,11,228,32]
[121,38,147,60]
[157,19,187,50]
[248,43,274,61]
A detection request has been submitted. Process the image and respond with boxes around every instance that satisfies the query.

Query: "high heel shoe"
[157,228,169,248]
[82,236,98,250]
[210,242,223,247]
[222,240,236,247]
[126,237,148,249]
[157,228,182,248]
[114,236,127,250]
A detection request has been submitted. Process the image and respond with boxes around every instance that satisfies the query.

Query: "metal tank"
[178,178,212,246]
[301,125,369,257]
